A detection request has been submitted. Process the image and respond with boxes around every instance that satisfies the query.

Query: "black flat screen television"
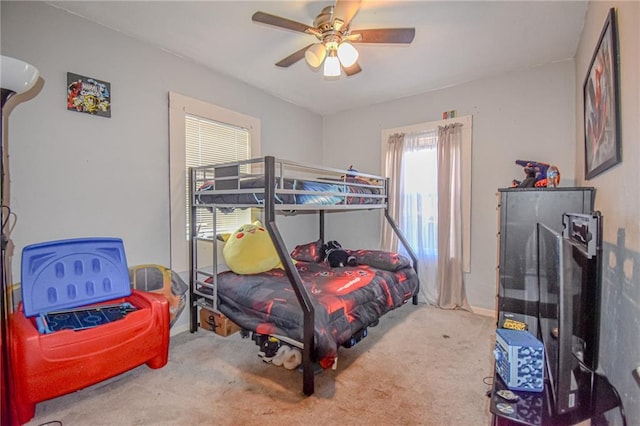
[537,212,602,415]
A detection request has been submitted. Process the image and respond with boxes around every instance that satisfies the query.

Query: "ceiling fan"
[252,0,415,78]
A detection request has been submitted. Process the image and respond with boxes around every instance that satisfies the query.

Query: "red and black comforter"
[213,250,418,368]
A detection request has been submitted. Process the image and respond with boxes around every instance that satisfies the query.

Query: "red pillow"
[290,239,324,263]
[349,249,412,271]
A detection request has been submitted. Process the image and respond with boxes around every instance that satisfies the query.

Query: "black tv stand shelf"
[490,369,620,425]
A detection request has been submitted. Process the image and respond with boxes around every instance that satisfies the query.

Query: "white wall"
[574,2,639,423]
[1,1,323,281]
[322,60,578,311]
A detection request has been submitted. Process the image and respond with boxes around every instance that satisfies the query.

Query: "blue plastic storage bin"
[21,237,132,320]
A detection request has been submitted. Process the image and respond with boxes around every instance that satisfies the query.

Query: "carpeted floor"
[25,304,496,426]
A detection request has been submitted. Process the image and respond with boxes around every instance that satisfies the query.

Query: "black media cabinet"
[490,187,619,425]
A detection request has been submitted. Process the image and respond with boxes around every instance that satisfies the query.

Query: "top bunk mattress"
[196,176,383,209]
[191,157,386,211]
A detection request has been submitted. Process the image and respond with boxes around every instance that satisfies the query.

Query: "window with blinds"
[185,114,251,237]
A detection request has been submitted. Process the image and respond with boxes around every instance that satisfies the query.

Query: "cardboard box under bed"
[199,307,241,336]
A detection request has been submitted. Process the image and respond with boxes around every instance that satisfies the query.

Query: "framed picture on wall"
[66,72,111,118]
[583,8,621,180]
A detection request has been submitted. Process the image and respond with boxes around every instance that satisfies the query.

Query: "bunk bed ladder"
[188,166,220,333]
[264,156,316,396]
[188,167,197,333]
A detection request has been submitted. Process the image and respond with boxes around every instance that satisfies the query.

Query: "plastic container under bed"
[8,237,170,425]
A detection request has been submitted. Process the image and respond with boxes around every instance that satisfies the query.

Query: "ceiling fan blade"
[252,11,316,34]
[333,0,362,30]
[350,28,416,44]
[275,44,314,67]
[343,62,362,76]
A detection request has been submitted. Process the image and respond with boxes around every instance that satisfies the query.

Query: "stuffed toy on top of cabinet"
[511,160,560,188]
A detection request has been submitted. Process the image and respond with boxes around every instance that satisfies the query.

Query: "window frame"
[168,92,260,272]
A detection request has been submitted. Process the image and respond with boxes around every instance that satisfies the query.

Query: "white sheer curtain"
[382,133,404,253]
[436,124,470,310]
[383,131,438,304]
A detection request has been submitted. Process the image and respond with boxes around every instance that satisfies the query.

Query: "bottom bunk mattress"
[212,250,419,368]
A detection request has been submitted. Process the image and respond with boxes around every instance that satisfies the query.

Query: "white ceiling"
[46,1,588,116]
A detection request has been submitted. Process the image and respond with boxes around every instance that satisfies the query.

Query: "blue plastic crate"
[494,328,544,392]
[21,237,131,320]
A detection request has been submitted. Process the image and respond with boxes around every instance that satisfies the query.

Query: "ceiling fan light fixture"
[253,2,415,79]
[323,51,341,77]
[305,43,327,68]
[337,42,359,68]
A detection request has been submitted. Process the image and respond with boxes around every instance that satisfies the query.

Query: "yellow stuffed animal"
[222,220,283,275]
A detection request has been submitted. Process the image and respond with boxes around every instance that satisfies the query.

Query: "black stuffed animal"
[324,241,357,268]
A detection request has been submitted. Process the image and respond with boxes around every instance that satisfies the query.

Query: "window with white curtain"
[185,114,251,237]
[381,115,472,304]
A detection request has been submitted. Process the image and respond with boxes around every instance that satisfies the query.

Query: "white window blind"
[185,114,251,237]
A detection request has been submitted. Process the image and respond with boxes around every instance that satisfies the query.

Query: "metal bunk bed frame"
[188,155,418,396]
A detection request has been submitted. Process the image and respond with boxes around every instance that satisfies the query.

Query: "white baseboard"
[470,305,496,318]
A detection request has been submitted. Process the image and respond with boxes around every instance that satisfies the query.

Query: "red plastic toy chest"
[8,238,170,425]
